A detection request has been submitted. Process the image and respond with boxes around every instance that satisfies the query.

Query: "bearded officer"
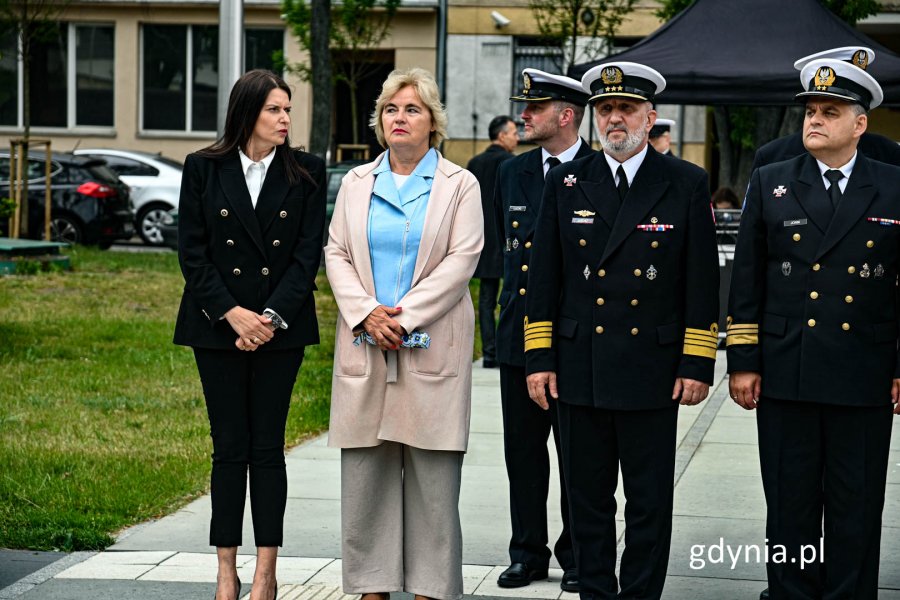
[524,62,719,599]
[493,68,593,592]
[728,56,900,600]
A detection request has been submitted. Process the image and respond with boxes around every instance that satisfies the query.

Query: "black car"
[0,151,134,247]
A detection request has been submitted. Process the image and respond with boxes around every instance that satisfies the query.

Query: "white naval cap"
[649,118,675,138]
[793,46,874,71]
[581,61,666,104]
[509,68,590,106]
[797,58,883,110]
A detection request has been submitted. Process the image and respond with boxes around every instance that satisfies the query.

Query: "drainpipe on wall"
[218,0,245,137]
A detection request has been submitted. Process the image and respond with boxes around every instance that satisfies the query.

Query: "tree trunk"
[349,63,359,144]
[713,105,802,196]
[20,12,30,237]
[307,0,332,159]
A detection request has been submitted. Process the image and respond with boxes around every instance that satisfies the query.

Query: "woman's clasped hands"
[362,305,406,350]
[225,306,276,351]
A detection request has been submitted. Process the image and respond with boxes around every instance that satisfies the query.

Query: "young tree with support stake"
[281,0,401,157]
[0,0,70,238]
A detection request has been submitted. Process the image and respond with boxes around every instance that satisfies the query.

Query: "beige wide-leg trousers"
[341,441,464,600]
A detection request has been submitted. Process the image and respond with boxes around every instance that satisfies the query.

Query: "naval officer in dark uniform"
[525,62,719,599]
[752,47,900,172]
[493,68,593,592]
[727,56,900,600]
[468,115,518,368]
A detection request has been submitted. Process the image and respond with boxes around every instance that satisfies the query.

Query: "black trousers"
[499,364,575,570]
[557,401,678,600]
[478,278,500,363]
[757,397,892,600]
[193,347,304,547]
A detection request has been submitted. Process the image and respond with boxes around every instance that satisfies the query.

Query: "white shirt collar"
[541,139,583,175]
[604,143,650,186]
[238,147,277,176]
[815,151,857,193]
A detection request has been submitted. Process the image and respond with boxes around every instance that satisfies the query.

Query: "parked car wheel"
[50,215,83,245]
[137,202,175,246]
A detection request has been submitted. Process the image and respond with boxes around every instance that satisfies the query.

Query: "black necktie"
[616,165,629,203]
[824,169,844,211]
[545,156,560,179]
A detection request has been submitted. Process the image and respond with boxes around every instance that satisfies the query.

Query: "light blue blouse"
[368,148,438,307]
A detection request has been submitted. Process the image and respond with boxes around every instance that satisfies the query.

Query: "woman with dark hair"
[174,69,325,600]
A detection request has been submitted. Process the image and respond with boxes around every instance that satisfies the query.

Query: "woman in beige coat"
[324,68,483,600]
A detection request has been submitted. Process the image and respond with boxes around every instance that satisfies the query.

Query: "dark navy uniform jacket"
[494,142,594,367]
[524,147,719,409]
[174,147,326,350]
[727,152,900,406]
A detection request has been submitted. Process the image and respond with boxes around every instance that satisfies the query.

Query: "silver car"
[74,148,182,246]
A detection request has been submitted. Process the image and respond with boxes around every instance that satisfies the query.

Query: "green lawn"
[0,247,484,551]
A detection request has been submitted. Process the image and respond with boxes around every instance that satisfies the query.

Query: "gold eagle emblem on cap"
[815,66,836,88]
[852,50,869,70]
[523,73,532,92]
[601,66,623,85]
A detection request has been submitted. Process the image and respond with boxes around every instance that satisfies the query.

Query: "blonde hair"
[369,68,448,149]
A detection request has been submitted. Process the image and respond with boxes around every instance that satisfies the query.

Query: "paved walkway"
[5,352,900,599]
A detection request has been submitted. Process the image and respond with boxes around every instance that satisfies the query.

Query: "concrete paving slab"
[667,515,768,581]
[702,415,759,445]
[662,574,765,599]
[286,458,341,500]
[674,470,766,521]
[0,551,65,590]
[684,442,762,478]
[17,579,218,599]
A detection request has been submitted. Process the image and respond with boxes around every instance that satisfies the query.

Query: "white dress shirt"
[238,147,277,208]
[541,139,584,177]
[604,144,649,188]
[815,151,856,194]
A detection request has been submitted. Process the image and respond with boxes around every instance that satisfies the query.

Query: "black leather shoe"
[482,359,497,368]
[497,562,549,588]
[560,568,579,592]
[759,588,769,600]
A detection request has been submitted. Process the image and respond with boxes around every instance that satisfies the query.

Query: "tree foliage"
[282,0,401,149]
[529,0,637,73]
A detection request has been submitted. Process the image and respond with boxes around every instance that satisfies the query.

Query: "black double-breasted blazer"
[468,144,514,279]
[173,147,326,350]
[493,142,595,367]
[524,147,720,409]
[727,152,900,406]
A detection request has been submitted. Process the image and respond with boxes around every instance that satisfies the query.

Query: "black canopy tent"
[568,0,900,106]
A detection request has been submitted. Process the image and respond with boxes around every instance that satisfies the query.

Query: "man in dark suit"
[728,55,900,599]
[525,61,719,600]
[493,68,593,592]
[468,115,518,368]
[648,118,675,156]
[752,46,900,173]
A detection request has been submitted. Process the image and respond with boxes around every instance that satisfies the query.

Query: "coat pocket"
[410,305,460,377]
[558,316,578,339]
[335,318,369,377]
[762,313,787,337]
